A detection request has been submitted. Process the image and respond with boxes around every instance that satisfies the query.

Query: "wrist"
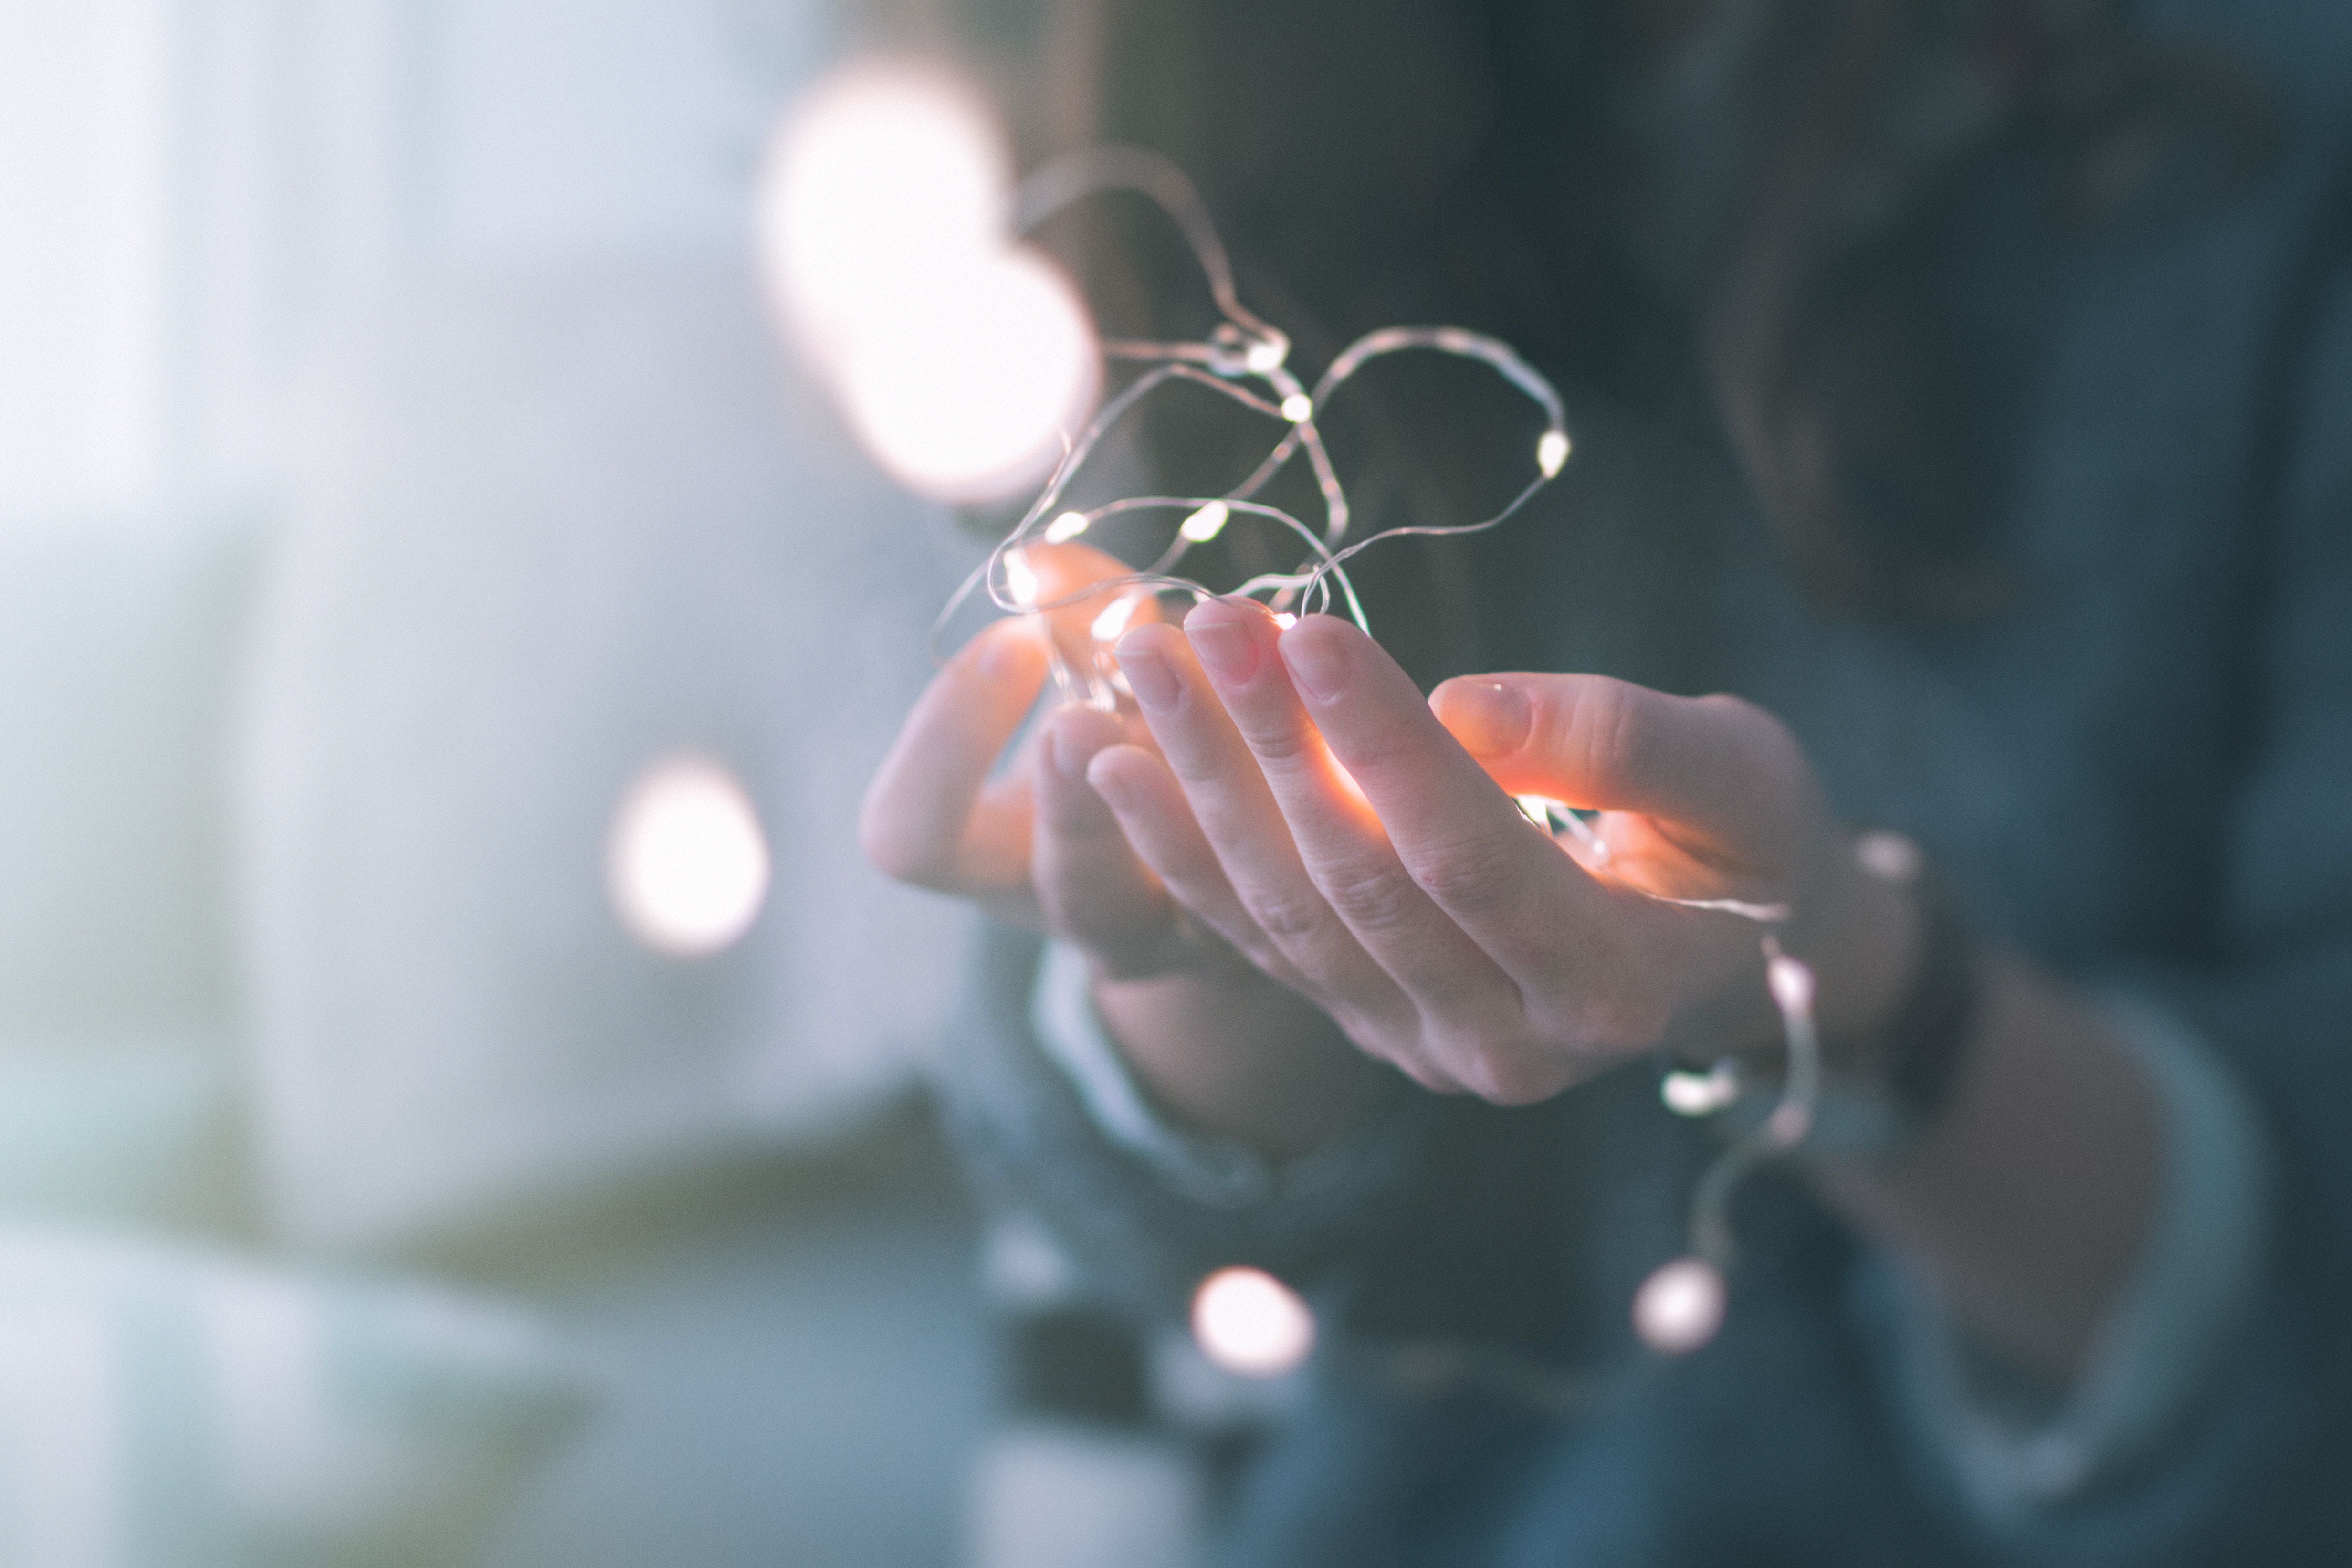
[1090,954,1384,1159]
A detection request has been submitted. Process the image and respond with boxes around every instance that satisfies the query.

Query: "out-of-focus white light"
[1244,337,1287,374]
[1537,430,1570,478]
[607,758,771,959]
[1090,592,1142,643]
[1191,1267,1314,1378]
[1661,1065,1740,1117]
[1280,393,1313,423]
[1271,611,1298,630]
[1179,500,1230,544]
[834,249,1098,502]
[1003,547,1040,608]
[1767,954,1816,1017]
[1632,1256,1725,1356]
[758,63,1008,368]
[1854,829,1923,884]
[1045,511,1091,544]
[758,61,1101,504]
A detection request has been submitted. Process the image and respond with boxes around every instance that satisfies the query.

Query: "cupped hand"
[1089,599,1887,1102]
[859,545,1250,981]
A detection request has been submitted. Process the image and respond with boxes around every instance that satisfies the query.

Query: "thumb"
[1428,673,1806,849]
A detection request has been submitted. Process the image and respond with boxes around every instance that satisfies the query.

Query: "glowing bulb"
[1179,501,1230,543]
[759,63,1010,370]
[1767,954,1816,1017]
[1854,829,1923,884]
[1537,430,1570,478]
[1044,511,1090,544]
[607,758,771,958]
[1271,611,1297,630]
[1280,393,1313,423]
[1514,793,1561,829]
[834,249,1100,502]
[1003,547,1040,607]
[1243,337,1286,374]
[1090,592,1142,642]
[1661,1064,1740,1117]
[1191,1267,1315,1378]
[1633,1256,1726,1356]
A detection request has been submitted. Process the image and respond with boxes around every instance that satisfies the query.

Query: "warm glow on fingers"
[1192,1267,1315,1377]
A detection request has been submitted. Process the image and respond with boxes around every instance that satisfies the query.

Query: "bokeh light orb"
[607,758,772,959]
[1191,1267,1316,1379]
[758,59,1099,504]
[1632,1256,1726,1356]
[758,61,1008,368]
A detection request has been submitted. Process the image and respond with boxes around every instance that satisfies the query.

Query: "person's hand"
[860,545,1238,980]
[1087,598,1912,1102]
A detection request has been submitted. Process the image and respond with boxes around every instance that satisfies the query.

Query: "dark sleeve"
[1923,211,2352,1565]
[929,922,1444,1320]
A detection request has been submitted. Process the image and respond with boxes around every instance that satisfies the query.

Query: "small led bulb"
[1003,547,1040,607]
[1179,500,1230,543]
[1272,611,1298,630]
[1090,591,1143,643]
[1633,1256,1726,1356]
[1192,1266,1315,1378]
[1044,511,1090,544]
[1280,393,1313,423]
[1766,954,1816,1017]
[1244,337,1287,375]
[1537,430,1570,479]
[1661,1063,1740,1117]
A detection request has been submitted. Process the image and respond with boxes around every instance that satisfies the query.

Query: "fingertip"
[966,615,1047,683]
[1429,678,1532,758]
[1083,742,1158,809]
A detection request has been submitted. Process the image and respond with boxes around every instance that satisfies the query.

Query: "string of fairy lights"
[774,89,1822,1358]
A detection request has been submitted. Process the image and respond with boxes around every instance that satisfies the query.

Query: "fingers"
[860,617,1048,897]
[1029,705,1185,975]
[1183,604,1599,1020]
[1082,741,1305,989]
[1168,600,1532,1032]
[1111,619,1414,1034]
[1429,674,1811,859]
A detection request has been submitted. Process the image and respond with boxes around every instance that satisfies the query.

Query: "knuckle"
[1570,678,1653,792]
[1245,885,1334,942]
[1319,859,1426,932]
[1236,715,1320,769]
[1410,836,1522,917]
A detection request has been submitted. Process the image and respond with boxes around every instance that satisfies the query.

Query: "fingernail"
[1278,624,1349,704]
[1085,755,1134,810]
[1186,618,1259,684]
[1434,680,1530,755]
[1117,643,1180,712]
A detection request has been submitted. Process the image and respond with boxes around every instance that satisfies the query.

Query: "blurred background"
[0,0,1118,1562]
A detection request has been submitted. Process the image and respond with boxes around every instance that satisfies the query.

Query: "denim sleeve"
[931,922,1437,1319]
[1863,227,2352,1564]
[1874,994,2270,1522]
